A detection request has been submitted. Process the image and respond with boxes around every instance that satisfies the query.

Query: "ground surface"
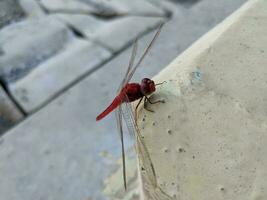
[0,0,247,199]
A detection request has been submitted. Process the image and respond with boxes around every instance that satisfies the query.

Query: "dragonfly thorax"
[140,78,156,96]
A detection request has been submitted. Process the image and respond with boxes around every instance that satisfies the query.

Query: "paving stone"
[0,43,139,200]
[55,14,165,52]
[169,0,201,8]
[19,0,45,18]
[53,13,106,38]
[189,0,249,27]
[9,38,111,113]
[0,0,25,28]
[39,0,97,14]
[81,0,165,17]
[0,16,73,84]
[0,85,23,134]
[94,16,165,52]
[148,0,183,14]
[40,0,165,17]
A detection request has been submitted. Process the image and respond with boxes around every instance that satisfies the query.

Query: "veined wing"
[121,87,172,200]
[114,38,138,190]
[125,23,164,84]
[118,39,138,93]
[115,103,127,190]
[120,95,157,188]
[114,23,163,191]
[116,91,158,190]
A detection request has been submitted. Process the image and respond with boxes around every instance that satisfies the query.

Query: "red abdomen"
[96,83,143,121]
[96,96,121,121]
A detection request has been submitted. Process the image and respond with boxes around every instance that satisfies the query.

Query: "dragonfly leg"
[145,96,165,104]
[155,80,167,86]
[144,102,154,112]
[144,96,165,112]
[135,97,144,122]
[144,97,155,112]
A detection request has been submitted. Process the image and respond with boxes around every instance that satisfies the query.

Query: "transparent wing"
[117,39,138,93]
[115,102,127,190]
[114,39,138,190]
[120,101,137,138]
[113,24,163,189]
[121,95,157,187]
[125,23,164,84]
[121,99,173,197]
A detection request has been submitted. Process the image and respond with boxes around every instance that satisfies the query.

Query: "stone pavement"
[0,0,247,199]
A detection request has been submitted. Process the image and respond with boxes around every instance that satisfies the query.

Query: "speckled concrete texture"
[137,0,267,199]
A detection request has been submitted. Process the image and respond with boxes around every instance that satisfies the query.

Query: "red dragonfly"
[96,24,164,190]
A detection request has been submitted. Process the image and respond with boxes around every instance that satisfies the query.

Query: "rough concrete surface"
[0,0,248,199]
[137,0,267,199]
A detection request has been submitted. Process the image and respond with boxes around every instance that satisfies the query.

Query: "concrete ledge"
[137,0,267,199]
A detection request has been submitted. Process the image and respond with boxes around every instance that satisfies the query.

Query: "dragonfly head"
[141,78,156,95]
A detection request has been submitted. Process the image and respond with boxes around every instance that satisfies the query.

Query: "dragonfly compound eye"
[141,78,155,95]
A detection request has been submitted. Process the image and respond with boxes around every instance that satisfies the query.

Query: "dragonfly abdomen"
[96,96,122,121]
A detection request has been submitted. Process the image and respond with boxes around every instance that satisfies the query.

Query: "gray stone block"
[53,13,106,39]
[0,16,73,83]
[54,14,165,52]
[0,47,138,199]
[90,16,165,52]
[19,0,45,18]
[81,0,165,16]
[0,18,164,199]
[189,0,249,27]
[9,38,111,113]
[0,85,23,134]
[39,0,97,14]
[0,0,25,28]
[41,0,165,17]
[169,0,201,7]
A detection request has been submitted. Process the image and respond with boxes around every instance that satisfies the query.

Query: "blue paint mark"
[192,70,202,81]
